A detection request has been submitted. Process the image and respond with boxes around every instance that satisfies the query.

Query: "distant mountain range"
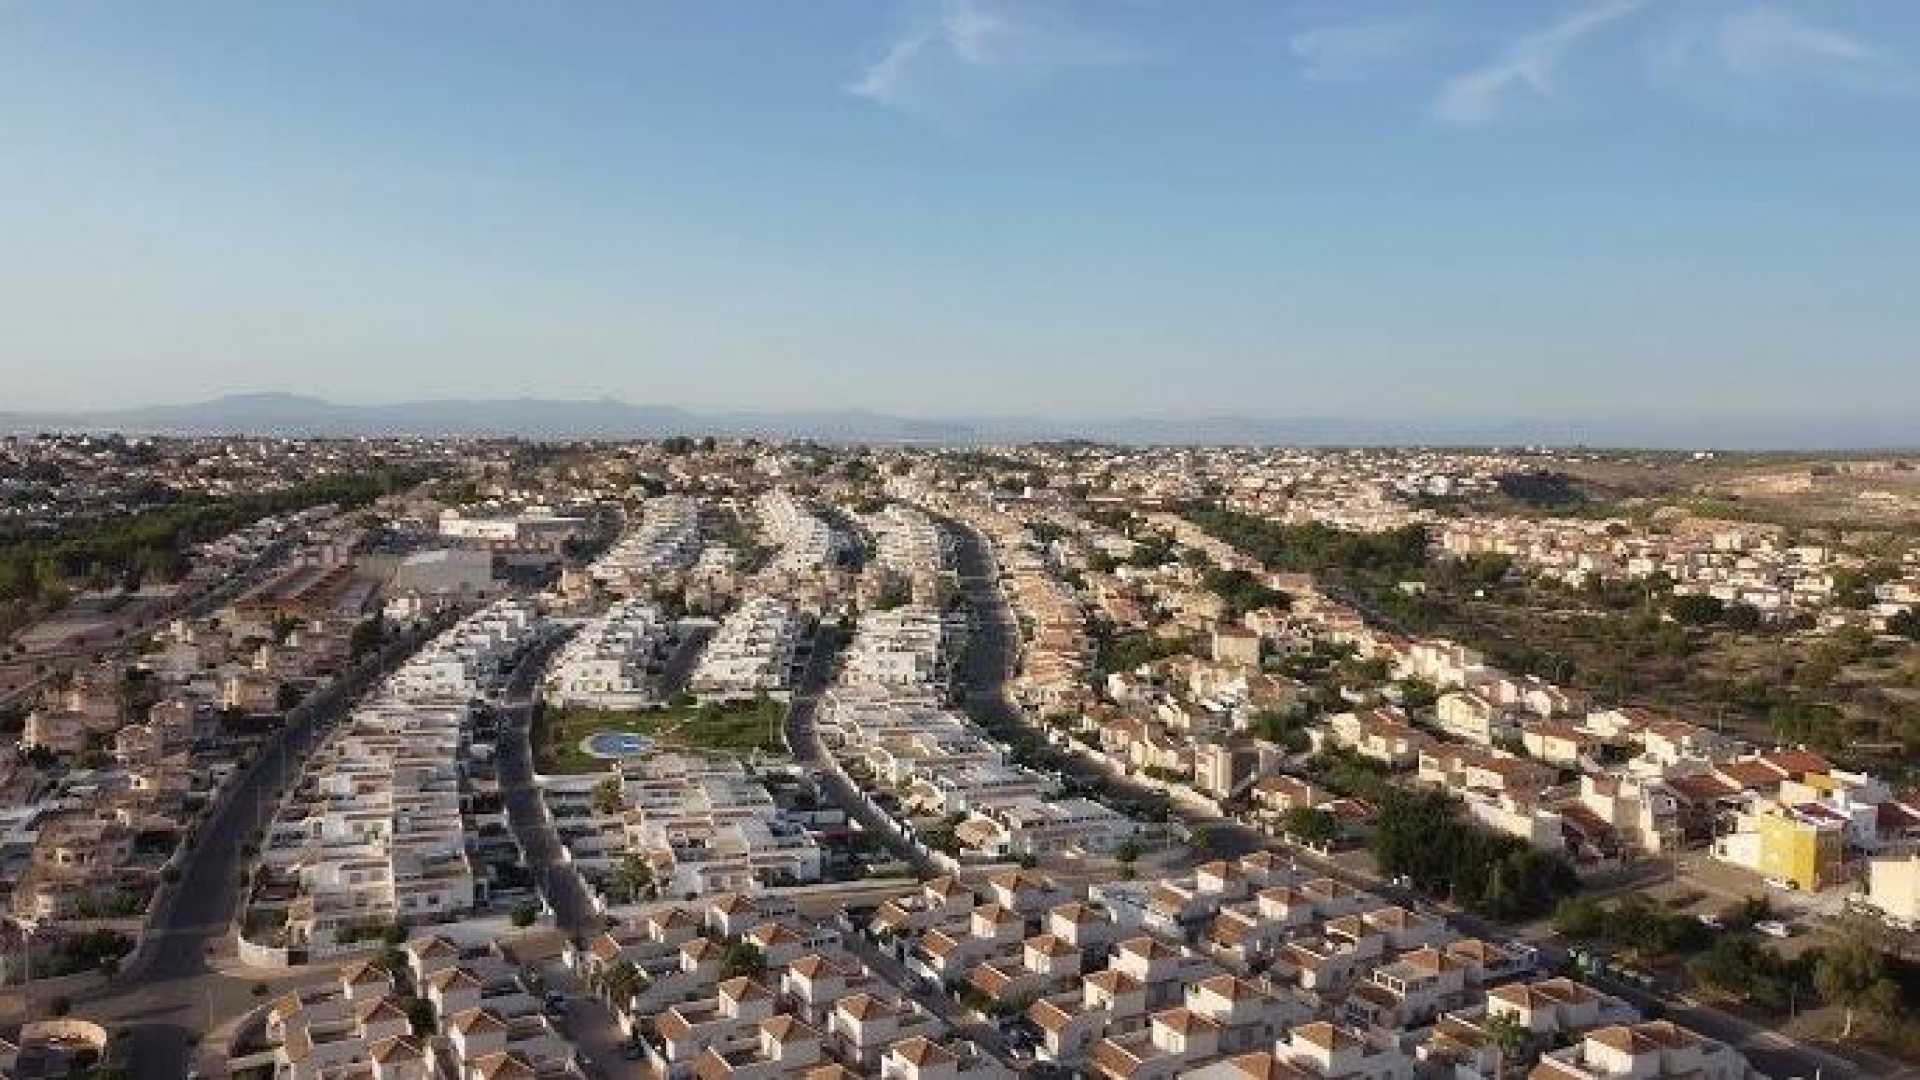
[0,392,1911,450]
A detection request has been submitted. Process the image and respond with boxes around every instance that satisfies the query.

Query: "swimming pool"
[582,731,653,759]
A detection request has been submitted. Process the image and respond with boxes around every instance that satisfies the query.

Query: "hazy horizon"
[3,389,1915,451]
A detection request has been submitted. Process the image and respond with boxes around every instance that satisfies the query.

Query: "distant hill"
[0,392,1911,450]
[0,393,984,443]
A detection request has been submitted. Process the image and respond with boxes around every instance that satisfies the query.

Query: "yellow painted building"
[1755,808,1844,891]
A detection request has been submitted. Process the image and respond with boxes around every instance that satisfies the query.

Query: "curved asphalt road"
[936,513,1864,1080]
[63,620,441,1080]
[783,626,938,879]
[497,627,601,940]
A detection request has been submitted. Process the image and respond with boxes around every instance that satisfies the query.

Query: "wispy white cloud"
[1432,0,1647,125]
[1288,15,1430,84]
[1717,7,1908,92]
[847,0,1140,115]
[1721,7,1871,74]
[1644,5,1913,106]
[846,29,940,107]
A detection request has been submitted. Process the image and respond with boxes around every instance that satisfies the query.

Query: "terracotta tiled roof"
[1227,1052,1315,1080]
[760,1014,818,1043]
[889,1035,958,1068]
[1291,1021,1363,1053]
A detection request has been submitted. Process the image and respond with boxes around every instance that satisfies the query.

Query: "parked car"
[1754,920,1793,939]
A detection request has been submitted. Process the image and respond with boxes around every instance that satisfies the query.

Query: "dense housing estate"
[7,437,1909,1080]
[251,599,547,957]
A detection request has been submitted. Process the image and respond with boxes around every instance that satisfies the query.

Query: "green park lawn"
[532,695,788,774]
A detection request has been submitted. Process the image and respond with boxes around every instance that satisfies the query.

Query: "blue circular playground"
[582,731,654,759]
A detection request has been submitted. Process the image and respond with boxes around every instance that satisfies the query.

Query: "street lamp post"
[9,917,41,1020]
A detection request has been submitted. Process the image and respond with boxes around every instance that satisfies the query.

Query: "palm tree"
[1482,1010,1528,1080]
[599,959,644,1014]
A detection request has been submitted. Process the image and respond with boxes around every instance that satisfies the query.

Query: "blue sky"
[1,1,1916,424]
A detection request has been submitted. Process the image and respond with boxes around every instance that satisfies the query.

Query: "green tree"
[114,668,161,722]
[1813,931,1899,1039]
[591,776,626,816]
[1723,602,1763,632]
[1246,710,1310,753]
[1188,823,1220,855]
[1397,679,1439,712]
[1543,891,1605,933]
[607,854,654,904]
[1688,936,1795,1012]
[402,996,436,1036]
[1667,594,1726,626]
[1831,565,1895,608]
[1201,567,1292,620]
[1280,807,1338,846]
[598,959,644,1012]
[349,616,385,659]
[719,940,765,980]
[1483,1010,1528,1080]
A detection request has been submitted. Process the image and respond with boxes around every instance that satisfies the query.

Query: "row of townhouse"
[387,600,544,701]
[1081,570,1153,628]
[823,684,1137,863]
[1409,688,1920,890]
[545,751,823,901]
[691,596,807,700]
[1704,749,1920,900]
[838,606,964,696]
[825,604,1137,862]
[191,500,344,564]
[860,504,958,610]
[963,503,1098,718]
[587,494,707,594]
[755,489,857,603]
[683,538,749,615]
[250,600,546,954]
[543,598,674,709]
